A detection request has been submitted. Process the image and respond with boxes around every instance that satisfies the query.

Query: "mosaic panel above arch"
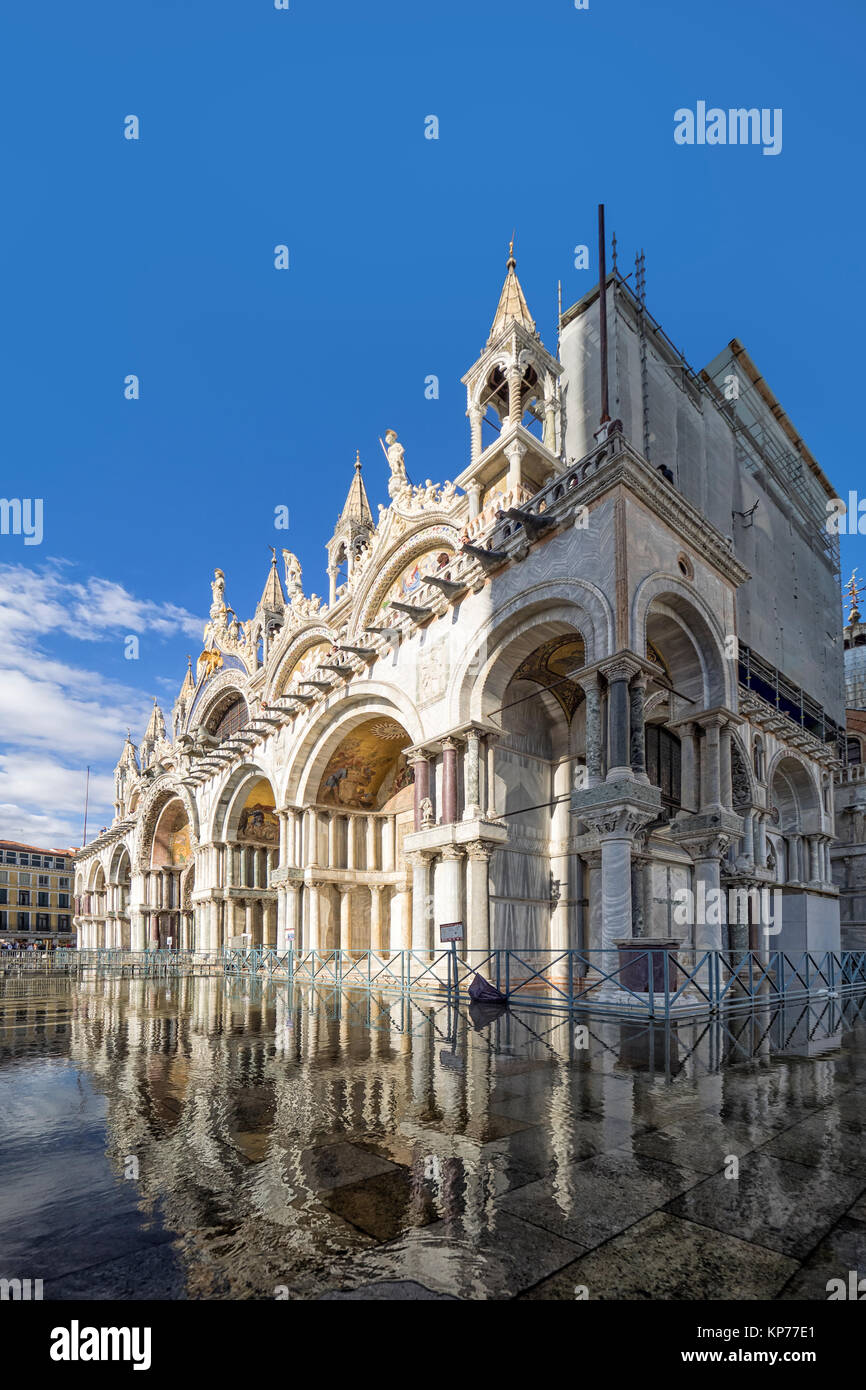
[378,547,455,618]
[355,525,460,632]
[316,716,413,810]
[237,778,279,845]
[276,640,334,696]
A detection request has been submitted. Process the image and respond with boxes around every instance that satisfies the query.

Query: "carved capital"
[465,840,493,863]
[439,844,464,862]
[600,656,642,685]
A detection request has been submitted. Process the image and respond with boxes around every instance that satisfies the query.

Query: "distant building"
[0,841,77,946]
[832,578,866,949]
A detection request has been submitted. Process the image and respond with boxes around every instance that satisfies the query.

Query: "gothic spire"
[143,698,166,744]
[338,451,374,529]
[258,548,286,615]
[488,239,537,344]
[116,731,139,772]
[178,654,196,700]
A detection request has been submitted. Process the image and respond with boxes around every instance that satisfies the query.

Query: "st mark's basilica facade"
[73,252,848,963]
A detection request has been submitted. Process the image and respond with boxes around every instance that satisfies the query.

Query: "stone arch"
[469,352,511,414]
[267,627,338,702]
[108,841,132,882]
[136,779,199,871]
[186,671,250,737]
[634,575,731,711]
[285,688,423,807]
[352,524,462,636]
[456,603,596,955]
[211,764,279,844]
[454,587,611,725]
[767,751,822,832]
[87,858,106,891]
[209,764,280,950]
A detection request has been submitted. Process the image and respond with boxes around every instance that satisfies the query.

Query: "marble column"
[338,885,352,954]
[441,739,459,824]
[468,407,483,466]
[286,883,300,949]
[328,813,338,869]
[720,723,733,810]
[277,888,287,952]
[264,901,276,948]
[579,674,603,786]
[692,840,729,950]
[370,885,385,954]
[598,832,632,951]
[437,845,464,935]
[306,808,319,868]
[755,811,768,869]
[699,718,723,810]
[629,674,648,781]
[485,737,498,817]
[678,723,699,814]
[465,842,491,957]
[408,852,431,954]
[346,817,356,871]
[366,816,377,871]
[307,883,321,951]
[383,817,396,872]
[411,753,430,831]
[507,365,522,425]
[463,728,482,819]
[742,809,754,864]
[603,660,637,780]
[390,884,410,951]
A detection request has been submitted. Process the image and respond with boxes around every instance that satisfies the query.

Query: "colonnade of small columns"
[193,841,279,951]
[735,812,834,885]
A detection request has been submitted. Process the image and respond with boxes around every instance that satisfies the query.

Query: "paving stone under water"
[0,975,864,1300]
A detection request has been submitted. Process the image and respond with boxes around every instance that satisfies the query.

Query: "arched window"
[753,735,765,780]
[209,696,248,742]
[847,736,862,766]
[646,726,681,811]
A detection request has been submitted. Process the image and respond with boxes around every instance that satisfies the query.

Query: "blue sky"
[1,0,863,846]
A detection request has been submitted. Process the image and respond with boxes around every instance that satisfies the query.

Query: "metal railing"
[3,945,865,1018]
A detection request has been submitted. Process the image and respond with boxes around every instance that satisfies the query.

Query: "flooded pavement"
[1,974,865,1301]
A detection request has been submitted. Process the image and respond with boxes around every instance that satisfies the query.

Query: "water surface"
[1,975,865,1300]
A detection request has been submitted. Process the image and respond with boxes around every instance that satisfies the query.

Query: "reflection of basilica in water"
[6,976,860,1300]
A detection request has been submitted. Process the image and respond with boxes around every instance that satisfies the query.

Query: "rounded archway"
[769,755,821,885]
[280,702,418,959]
[148,797,193,948]
[473,624,589,954]
[108,846,132,949]
[208,770,281,950]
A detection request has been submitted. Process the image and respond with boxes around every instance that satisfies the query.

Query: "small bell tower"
[458,242,563,520]
[326,451,375,605]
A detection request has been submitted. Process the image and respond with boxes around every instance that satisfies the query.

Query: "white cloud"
[0,561,204,846]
